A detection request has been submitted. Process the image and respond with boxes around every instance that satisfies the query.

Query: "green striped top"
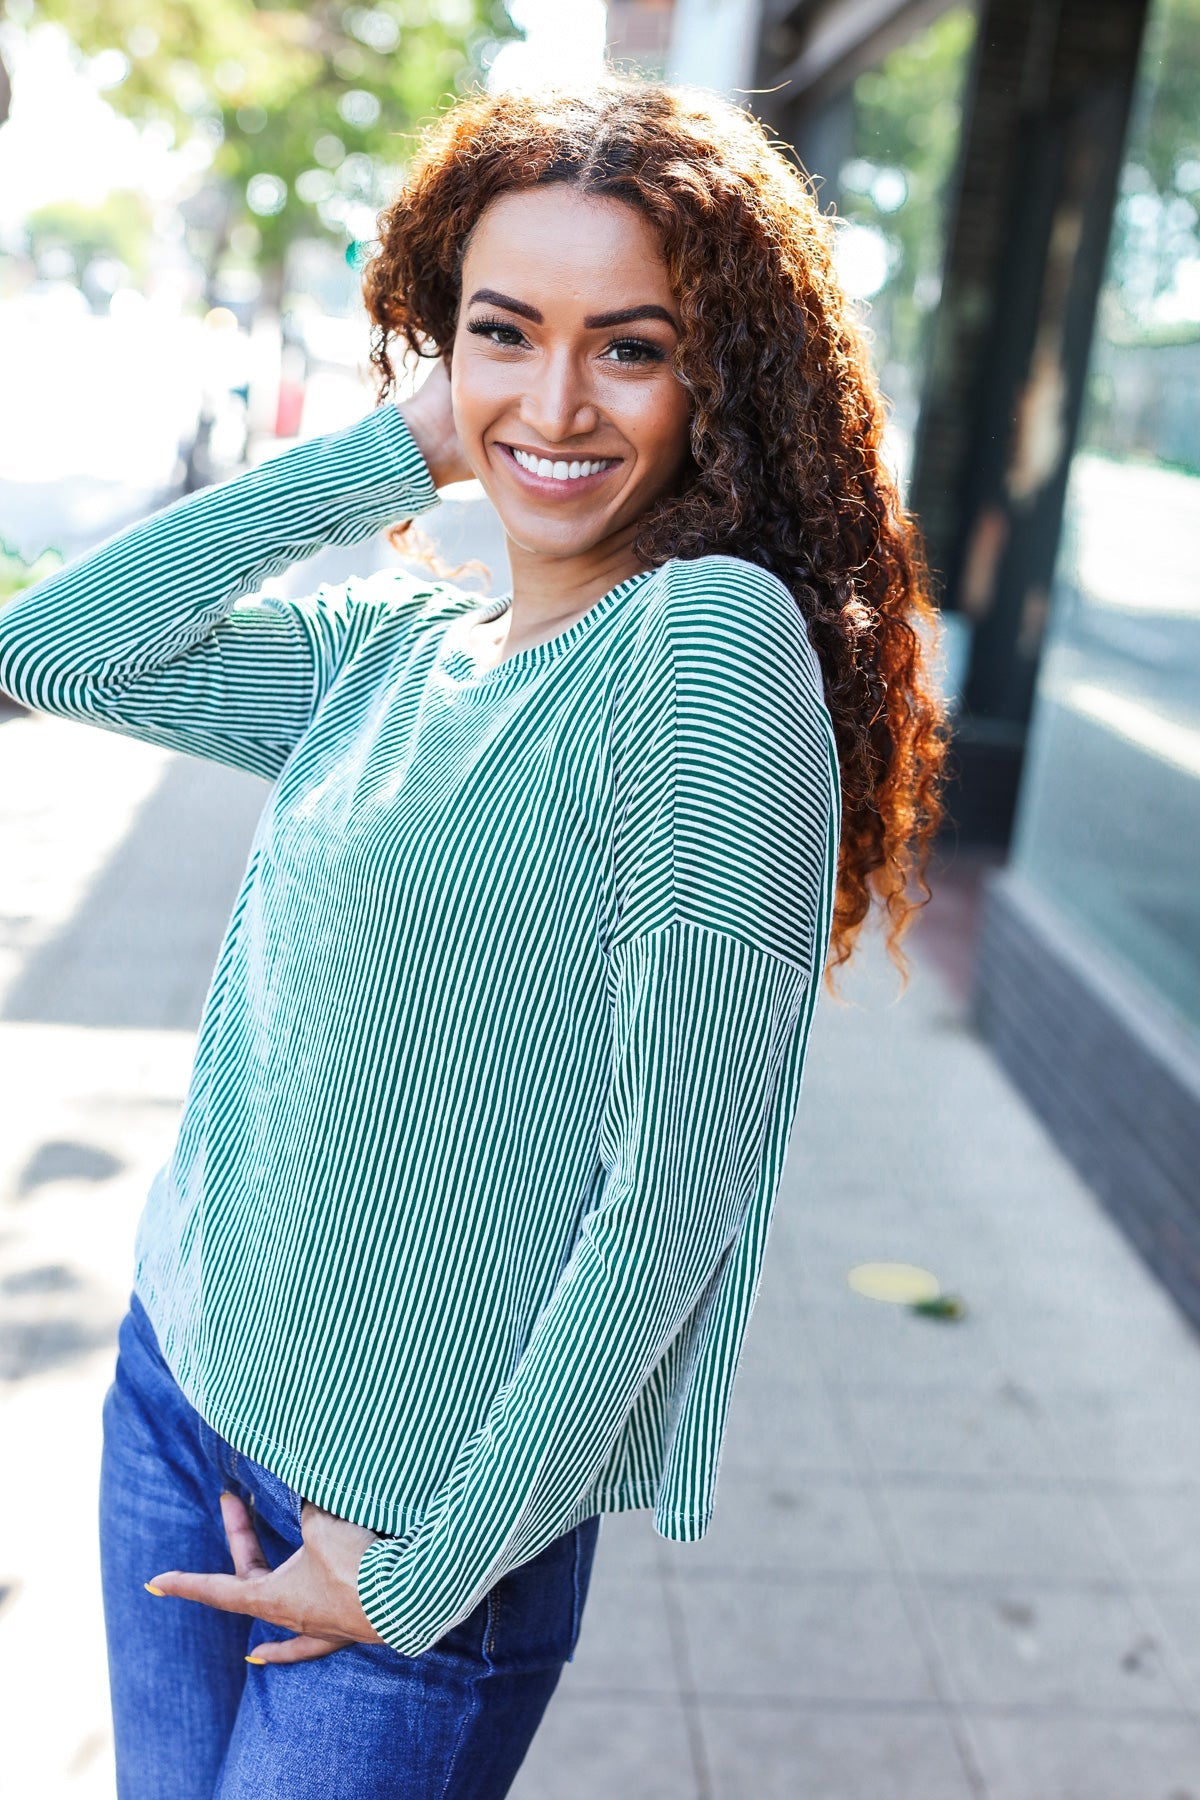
[0,403,842,1656]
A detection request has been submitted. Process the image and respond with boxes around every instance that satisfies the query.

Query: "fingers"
[246,1633,353,1666]
[219,1490,271,1579]
[143,1493,379,1651]
[146,1569,267,1616]
[146,1491,275,1612]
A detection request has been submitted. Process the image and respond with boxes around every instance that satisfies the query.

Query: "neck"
[503,524,647,628]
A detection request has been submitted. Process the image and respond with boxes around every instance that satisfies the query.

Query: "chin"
[494,508,611,559]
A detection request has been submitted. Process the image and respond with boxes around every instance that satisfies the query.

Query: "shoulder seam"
[609,915,813,980]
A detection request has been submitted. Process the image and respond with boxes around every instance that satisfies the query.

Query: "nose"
[517,345,600,443]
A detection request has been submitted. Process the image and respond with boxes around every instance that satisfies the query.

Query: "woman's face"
[450,185,692,562]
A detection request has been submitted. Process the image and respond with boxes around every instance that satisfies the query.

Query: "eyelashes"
[466,314,526,345]
[606,339,667,364]
[465,315,666,364]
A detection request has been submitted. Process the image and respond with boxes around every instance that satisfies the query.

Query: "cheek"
[625,380,692,470]
[450,349,506,444]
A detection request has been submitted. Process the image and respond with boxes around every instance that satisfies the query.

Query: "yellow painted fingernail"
[245,1654,266,1665]
[144,1582,165,1596]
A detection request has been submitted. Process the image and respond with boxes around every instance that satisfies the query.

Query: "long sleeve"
[356,555,838,1656]
[0,404,440,781]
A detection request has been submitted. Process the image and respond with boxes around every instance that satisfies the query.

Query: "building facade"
[974,0,1200,1329]
[662,0,1200,1325]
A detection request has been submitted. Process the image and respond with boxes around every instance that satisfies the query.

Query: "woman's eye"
[602,338,663,364]
[467,318,526,347]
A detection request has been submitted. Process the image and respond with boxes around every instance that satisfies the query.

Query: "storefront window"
[1011,0,1200,1033]
[802,5,977,496]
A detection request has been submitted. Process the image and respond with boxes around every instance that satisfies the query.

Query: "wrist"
[356,1534,399,1647]
[394,397,467,491]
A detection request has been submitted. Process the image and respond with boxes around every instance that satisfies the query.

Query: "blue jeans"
[99,1291,601,1798]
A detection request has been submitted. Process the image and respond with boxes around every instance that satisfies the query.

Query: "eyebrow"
[468,287,542,322]
[585,304,679,331]
[466,289,679,332]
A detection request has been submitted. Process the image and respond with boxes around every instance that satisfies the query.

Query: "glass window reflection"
[1013,0,1200,1033]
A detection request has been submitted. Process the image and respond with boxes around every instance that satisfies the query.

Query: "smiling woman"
[365,80,949,968]
[450,188,691,564]
[0,71,948,1800]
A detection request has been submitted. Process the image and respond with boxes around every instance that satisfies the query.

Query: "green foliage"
[23,1,520,270]
[0,539,64,606]
[836,5,977,382]
[1080,0,1200,474]
[1121,0,1200,200]
[24,188,154,281]
[1105,0,1200,324]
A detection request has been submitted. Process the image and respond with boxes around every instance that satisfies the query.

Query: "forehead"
[462,186,674,303]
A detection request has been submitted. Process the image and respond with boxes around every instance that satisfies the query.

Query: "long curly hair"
[362,76,950,997]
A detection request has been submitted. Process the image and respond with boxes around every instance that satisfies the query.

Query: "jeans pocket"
[238,1451,304,1543]
[483,1517,601,1674]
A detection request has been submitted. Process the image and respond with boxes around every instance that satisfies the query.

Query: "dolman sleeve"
[0,406,441,781]
[356,555,839,1657]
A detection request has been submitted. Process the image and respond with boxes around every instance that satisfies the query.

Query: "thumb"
[218,1490,271,1579]
[246,1632,353,1666]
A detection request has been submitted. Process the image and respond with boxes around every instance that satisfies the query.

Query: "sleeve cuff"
[366,403,442,520]
[357,1528,425,1655]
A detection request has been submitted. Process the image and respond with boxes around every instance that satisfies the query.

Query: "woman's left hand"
[146,1492,390,1664]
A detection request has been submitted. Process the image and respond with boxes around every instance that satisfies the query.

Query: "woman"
[0,75,948,1800]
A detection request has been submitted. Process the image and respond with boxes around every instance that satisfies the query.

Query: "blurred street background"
[1,1,1199,1796]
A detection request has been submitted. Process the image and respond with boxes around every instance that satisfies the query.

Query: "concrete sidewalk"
[2,561,1199,1796]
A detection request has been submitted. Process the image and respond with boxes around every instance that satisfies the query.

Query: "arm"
[356,557,838,1656]
[358,921,810,1656]
[0,404,441,781]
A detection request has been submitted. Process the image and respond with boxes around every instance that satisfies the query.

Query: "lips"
[495,441,622,498]
[509,446,619,482]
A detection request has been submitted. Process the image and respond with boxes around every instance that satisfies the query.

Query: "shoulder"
[663,551,800,618]
[642,554,825,706]
[614,554,833,761]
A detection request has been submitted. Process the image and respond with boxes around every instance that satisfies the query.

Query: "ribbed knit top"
[0,404,841,1655]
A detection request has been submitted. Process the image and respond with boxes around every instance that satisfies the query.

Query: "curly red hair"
[362,76,950,996]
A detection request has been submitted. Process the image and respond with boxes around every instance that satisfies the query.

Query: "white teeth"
[510,447,614,482]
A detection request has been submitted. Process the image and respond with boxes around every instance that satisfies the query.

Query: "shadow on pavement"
[2,753,267,1031]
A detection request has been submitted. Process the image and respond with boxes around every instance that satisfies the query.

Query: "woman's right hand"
[396,358,473,490]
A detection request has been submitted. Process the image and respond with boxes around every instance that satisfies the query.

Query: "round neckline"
[441,567,657,688]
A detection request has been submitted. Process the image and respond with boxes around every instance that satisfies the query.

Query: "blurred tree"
[25,188,154,284]
[1105,0,1200,321]
[1124,0,1200,198]
[5,1,519,296]
[0,537,63,605]
[835,5,977,392]
[1080,0,1200,474]
[837,0,1200,369]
